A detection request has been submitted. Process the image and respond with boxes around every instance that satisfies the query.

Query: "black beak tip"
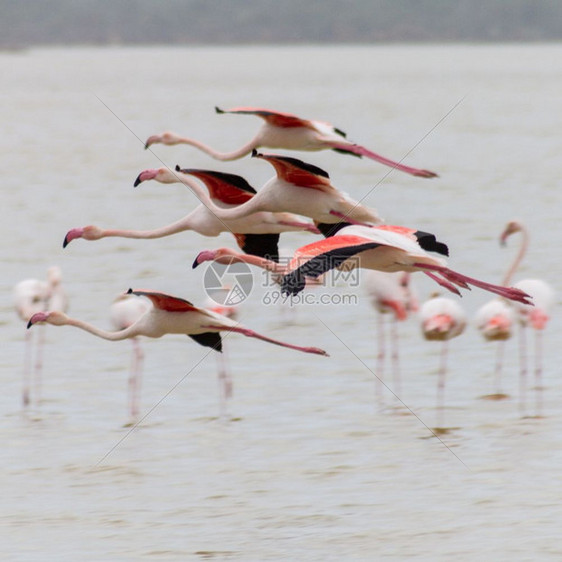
[127,288,133,295]
[192,258,200,269]
[133,175,141,187]
[62,237,69,249]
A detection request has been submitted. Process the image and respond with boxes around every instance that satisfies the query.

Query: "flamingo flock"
[16,104,554,428]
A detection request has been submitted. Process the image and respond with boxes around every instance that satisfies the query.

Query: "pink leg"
[330,143,438,178]
[329,210,374,227]
[415,263,532,304]
[203,325,328,356]
[390,318,401,399]
[33,324,46,405]
[534,329,543,417]
[278,220,320,234]
[375,313,385,410]
[22,330,33,407]
[423,271,462,296]
[216,345,233,419]
[494,341,506,395]
[128,338,144,422]
[436,341,449,429]
[519,324,528,416]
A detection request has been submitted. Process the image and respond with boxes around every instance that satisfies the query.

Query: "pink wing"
[253,151,335,192]
[288,234,376,272]
[216,106,315,129]
[177,168,255,205]
[128,289,202,313]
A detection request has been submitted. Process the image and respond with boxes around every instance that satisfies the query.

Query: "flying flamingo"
[109,293,151,424]
[419,294,466,432]
[27,290,328,418]
[13,266,69,407]
[193,225,532,304]
[176,151,383,227]
[145,106,438,178]
[363,270,418,408]
[500,220,555,417]
[194,224,531,304]
[63,167,319,262]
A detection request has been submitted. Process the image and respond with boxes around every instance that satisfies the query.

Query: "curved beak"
[192,250,216,269]
[63,228,83,248]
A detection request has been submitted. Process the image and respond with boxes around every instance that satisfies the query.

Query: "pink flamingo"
[474,298,514,400]
[194,225,531,304]
[63,167,318,262]
[500,220,555,416]
[420,294,466,432]
[176,151,383,227]
[145,106,438,178]
[13,266,68,407]
[109,293,150,424]
[27,290,328,418]
[363,270,418,407]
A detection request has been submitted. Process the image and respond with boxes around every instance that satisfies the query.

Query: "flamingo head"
[27,310,66,329]
[144,131,181,149]
[134,167,178,187]
[192,248,240,269]
[63,225,103,247]
[500,220,523,246]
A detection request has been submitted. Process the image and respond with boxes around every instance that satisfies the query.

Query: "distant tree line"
[1,0,561,48]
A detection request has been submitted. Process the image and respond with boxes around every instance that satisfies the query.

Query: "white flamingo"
[419,294,466,432]
[13,266,68,407]
[500,220,555,416]
[364,270,418,407]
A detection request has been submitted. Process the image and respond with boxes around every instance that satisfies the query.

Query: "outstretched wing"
[252,151,335,192]
[215,106,316,129]
[127,289,204,314]
[282,235,381,295]
[176,167,256,205]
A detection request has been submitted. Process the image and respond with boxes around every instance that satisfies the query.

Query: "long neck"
[502,226,528,286]
[174,134,259,161]
[177,173,265,221]
[230,252,286,275]
[100,215,195,240]
[65,317,140,341]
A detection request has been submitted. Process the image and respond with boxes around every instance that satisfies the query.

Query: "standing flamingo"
[419,294,466,432]
[500,220,555,416]
[27,290,328,419]
[145,106,438,178]
[13,266,69,407]
[193,225,531,305]
[363,270,418,408]
[474,299,515,400]
[63,167,318,262]
[176,151,383,227]
[109,293,151,424]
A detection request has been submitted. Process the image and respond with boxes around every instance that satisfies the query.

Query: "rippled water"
[1,44,561,561]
